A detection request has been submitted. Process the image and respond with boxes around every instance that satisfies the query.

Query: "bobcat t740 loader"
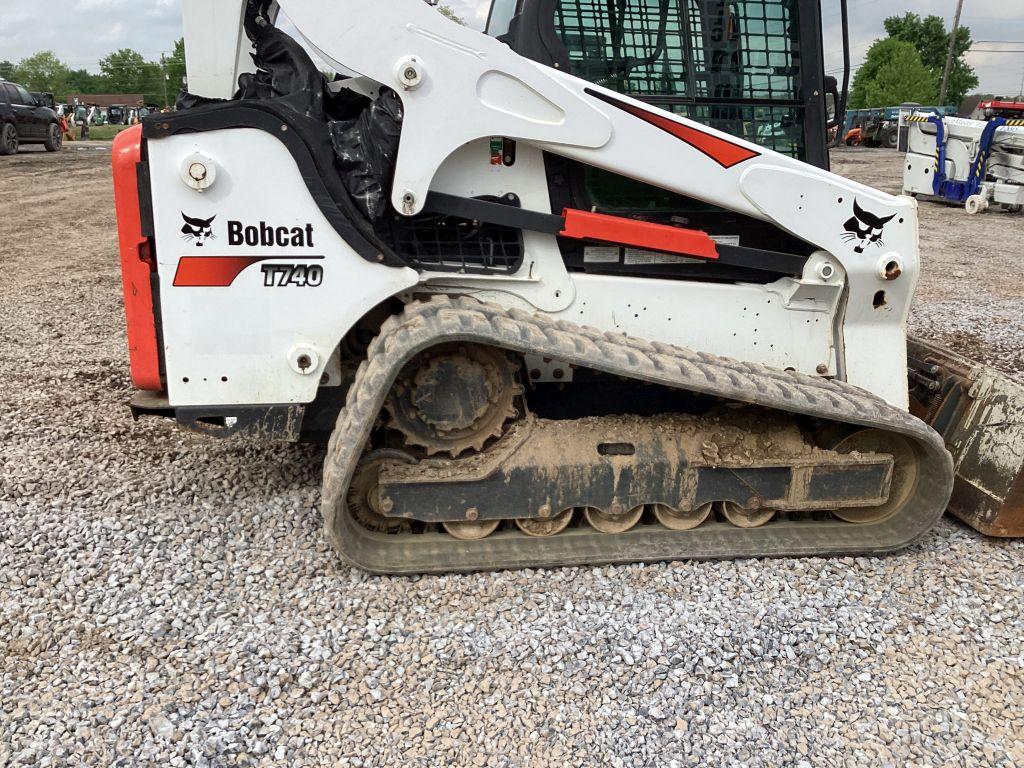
[112,0,1024,573]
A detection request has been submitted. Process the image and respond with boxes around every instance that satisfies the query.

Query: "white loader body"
[161,0,918,410]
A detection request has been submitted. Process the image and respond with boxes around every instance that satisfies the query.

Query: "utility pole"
[160,54,169,108]
[939,0,965,106]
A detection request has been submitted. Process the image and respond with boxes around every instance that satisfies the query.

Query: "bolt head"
[538,504,552,519]
[188,162,207,181]
[816,363,829,375]
[466,507,479,521]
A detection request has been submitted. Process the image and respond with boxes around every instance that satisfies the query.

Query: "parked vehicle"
[30,92,56,110]
[861,117,898,148]
[0,79,61,154]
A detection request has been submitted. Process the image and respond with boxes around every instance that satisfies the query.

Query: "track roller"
[584,504,643,533]
[720,501,776,528]
[442,519,501,540]
[516,508,574,537]
[653,502,714,531]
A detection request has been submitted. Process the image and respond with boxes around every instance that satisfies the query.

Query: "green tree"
[66,68,106,95]
[98,48,149,94]
[850,38,938,109]
[0,60,15,80]
[436,4,465,24]
[142,60,169,106]
[883,13,978,106]
[12,51,71,99]
[165,38,187,95]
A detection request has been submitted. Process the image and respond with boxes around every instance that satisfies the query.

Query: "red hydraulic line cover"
[112,125,162,391]
[560,209,720,260]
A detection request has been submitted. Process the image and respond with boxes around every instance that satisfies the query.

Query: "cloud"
[2,0,180,70]
[4,0,1018,96]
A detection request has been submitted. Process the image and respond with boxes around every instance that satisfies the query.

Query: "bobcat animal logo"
[181,212,217,247]
[841,200,894,254]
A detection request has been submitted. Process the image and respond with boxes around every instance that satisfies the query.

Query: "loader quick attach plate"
[909,337,1024,536]
[321,298,954,574]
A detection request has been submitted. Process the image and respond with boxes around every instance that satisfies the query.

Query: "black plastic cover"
[328,91,404,223]
[175,17,402,228]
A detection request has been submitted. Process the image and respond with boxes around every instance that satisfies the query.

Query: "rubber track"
[321,296,954,574]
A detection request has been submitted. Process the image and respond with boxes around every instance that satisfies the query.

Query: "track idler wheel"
[584,503,643,533]
[653,502,713,531]
[720,501,776,528]
[347,450,416,534]
[831,429,919,523]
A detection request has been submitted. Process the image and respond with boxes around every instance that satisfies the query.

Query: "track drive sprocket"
[384,343,522,457]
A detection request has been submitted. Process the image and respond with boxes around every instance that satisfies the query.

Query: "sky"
[2,0,1022,97]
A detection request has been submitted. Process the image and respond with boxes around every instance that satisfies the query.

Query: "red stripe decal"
[560,209,719,260]
[587,89,760,169]
[173,256,267,287]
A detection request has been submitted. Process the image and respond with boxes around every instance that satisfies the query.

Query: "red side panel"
[173,256,267,287]
[560,209,720,260]
[112,125,162,391]
[588,89,760,169]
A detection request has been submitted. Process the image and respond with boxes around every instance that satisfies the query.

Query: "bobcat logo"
[841,200,894,254]
[180,212,217,247]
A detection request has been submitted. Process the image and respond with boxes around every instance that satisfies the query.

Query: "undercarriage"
[322,297,952,574]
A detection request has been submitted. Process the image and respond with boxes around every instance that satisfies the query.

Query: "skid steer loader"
[113,0,1024,573]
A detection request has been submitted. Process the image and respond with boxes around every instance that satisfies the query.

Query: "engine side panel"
[147,128,418,407]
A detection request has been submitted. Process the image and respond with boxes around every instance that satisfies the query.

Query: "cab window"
[553,0,804,158]
[487,0,521,37]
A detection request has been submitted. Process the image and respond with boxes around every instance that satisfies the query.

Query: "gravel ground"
[2,144,1023,767]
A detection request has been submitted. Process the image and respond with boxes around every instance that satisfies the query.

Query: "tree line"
[0,40,187,106]
[0,3,468,107]
[849,13,980,110]
[6,11,973,113]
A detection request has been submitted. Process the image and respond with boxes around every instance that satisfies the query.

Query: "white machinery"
[111,0,1024,573]
[903,113,1024,214]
